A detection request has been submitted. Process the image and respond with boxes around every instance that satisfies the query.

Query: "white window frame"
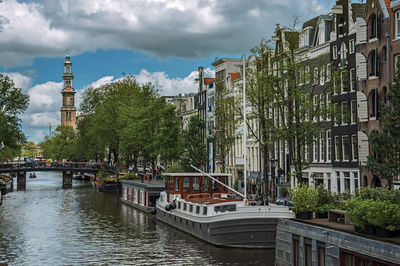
[333,45,338,60]
[327,130,331,162]
[351,134,357,161]
[396,11,400,38]
[350,68,355,91]
[349,39,355,54]
[335,136,340,161]
[342,135,350,161]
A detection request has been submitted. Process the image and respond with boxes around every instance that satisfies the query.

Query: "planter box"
[375,227,400,238]
[296,211,313,220]
[315,212,328,219]
[365,224,376,236]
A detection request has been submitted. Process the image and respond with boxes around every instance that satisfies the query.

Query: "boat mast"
[242,53,247,203]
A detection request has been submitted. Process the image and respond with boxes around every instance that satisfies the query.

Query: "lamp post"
[270,157,278,201]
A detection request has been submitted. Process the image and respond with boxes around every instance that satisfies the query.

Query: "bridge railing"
[0,162,117,172]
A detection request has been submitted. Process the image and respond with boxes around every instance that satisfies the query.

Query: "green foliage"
[316,187,336,207]
[40,125,78,160]
[164,164,185,173]
[346,198,371,230]
[77,75,182,172]
[0,74,30,161]
[290,184,318,213]
[366,200,400,231]
[21,141,39,159]
[315,203,337,214]
[181,115,208,172]
[346,187,400,231]
[120,173,141,180]
[280,187,289,198]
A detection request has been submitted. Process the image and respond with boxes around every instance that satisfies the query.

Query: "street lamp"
[270,157,278,201]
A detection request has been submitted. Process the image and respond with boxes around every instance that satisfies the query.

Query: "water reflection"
[0,171,274,265]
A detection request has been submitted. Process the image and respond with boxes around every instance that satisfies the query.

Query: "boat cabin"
[163,173,232,202]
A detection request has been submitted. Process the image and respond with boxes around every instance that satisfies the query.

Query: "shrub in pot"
[290,184,318,220]
[346,198,372,232]
[367,200,400,237]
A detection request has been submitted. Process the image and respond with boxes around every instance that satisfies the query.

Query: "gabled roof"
[229,72,241,81]
[378,0,389,18]
[351,3,366,20]
[204,78,215,86]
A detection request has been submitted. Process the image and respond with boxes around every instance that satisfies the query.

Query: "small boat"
[156,172,294,249]
[29,173,36,178]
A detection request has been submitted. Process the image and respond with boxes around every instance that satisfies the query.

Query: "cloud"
[135,67,214,96]
[2,72,33,92]
[0,0,330,67]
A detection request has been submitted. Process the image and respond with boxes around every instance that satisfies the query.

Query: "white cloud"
[0,0,330,67]
[2,72,33,91]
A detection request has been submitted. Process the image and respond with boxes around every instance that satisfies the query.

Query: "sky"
[0,0,334,143]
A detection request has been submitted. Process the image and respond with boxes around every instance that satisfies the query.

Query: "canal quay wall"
[275,219,400,265]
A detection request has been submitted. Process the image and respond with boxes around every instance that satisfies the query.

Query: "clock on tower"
[61,49,77,128]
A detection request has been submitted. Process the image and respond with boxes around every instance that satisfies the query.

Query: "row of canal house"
[165,0,400,195]
[270,0,400,194]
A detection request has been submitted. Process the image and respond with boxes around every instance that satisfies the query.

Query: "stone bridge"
[0,164,117,190]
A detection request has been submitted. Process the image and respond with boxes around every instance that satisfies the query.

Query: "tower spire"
[61,50,76,129]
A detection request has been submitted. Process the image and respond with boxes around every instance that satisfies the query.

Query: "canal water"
[0,171,274,265]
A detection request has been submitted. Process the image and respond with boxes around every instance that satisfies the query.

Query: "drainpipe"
[386,32,391,87]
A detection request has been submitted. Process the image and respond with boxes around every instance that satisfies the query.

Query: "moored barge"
[156,173,294,249]
[121,179,164,213]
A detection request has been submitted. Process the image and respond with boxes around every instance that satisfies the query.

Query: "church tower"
[61,49,77,128]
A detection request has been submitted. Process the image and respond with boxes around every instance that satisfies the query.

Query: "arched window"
[368,49,378,77]
[368,89,378,118]
[369,14,377,39]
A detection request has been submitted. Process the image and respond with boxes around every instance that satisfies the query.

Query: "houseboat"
[121,179,165,213]
[156,173,294,249]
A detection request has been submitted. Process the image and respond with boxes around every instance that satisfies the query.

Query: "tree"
[40,125,78,160]
[0,74,29,161]
[181,115,208,172]
[21,141,38,158]
[366,62,400,188]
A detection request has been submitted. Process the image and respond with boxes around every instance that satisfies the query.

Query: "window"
[320,65,325,85]
[314,137,319,162]
[333,45,338,60]
[349,39,355,54]
[183,203,187,211]
[369,14,377,39]
[212,180,219,192]
[326,64,331,81]
[396,11,400,38]
[293,236,300,266]
[342,136,350,161]
[203,177,209,192]
[189,204,193,212]
[314,67,319,85]
[340,71,346,93]
[369,89,378,118]
[196,206,200,214]
[305,66,310,83]
[320,132,325,162]
[352,135,358,161]
[350,100,357,124]
[369,49,378,77]
[395,54,400,74]
[203,206,208,215]
[305,239,312,266]
[183,177,190,192]
[350,68,356,91]
[327,130,331,161]
[342,101,349,124]
[66,65,71,73]
[175,178,179,192]
[340,42,347,61]
[317,242,326,266]
[344,172,350,191]
[335,136,340,160]
[193,177,200,192]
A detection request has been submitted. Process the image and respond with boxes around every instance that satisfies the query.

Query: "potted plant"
[346,198,371,233]
[290,184,318,220]
[367,200,400,238]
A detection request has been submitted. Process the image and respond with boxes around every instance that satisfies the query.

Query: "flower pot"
[365,224,376,236]
[375,227,396,238]
[315,212,328,219]
[296,211,313,220]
